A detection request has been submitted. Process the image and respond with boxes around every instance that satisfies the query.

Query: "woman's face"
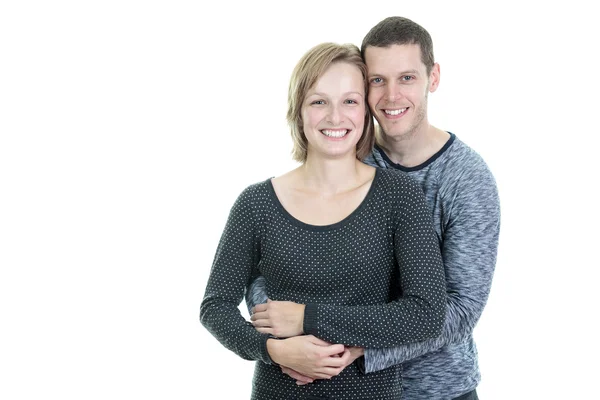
[301,62,365,160]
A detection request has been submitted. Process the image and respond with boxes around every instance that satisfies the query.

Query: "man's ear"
[429,63,441,93]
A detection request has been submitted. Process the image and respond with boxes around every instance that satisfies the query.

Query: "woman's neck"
[298,153,371,196]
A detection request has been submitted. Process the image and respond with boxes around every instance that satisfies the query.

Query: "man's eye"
[371,77,383,84]
[402,76,414,81]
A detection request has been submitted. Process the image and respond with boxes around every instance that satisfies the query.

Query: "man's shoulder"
[434,136,500,217]
[435,135,496,187]
[440,135,488,169]
[363,149,385,168]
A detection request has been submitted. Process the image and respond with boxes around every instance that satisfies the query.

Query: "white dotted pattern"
[201,169,446,399]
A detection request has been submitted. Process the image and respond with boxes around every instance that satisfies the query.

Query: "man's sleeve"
[363,158,500,373]
[245,276,268,315]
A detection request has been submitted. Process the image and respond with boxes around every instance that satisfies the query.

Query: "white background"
[1,1,598,399]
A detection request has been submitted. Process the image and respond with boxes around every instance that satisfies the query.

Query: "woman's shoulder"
[236,178,273,205]
[373,169,427,216]
[376,168,422,193]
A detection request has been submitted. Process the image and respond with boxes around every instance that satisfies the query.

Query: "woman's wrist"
[266,338,283,365]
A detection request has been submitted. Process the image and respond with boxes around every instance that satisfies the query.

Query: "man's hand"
[280,346,365,385]
[251,299,305,338]
[266,335,351,381]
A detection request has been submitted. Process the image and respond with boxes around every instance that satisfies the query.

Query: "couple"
[200,16,500,400]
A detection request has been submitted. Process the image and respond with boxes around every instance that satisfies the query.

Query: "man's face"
[365,44,439,140]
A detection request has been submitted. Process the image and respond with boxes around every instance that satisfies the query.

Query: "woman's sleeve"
[199,186,274,364]
[303,179,446,347]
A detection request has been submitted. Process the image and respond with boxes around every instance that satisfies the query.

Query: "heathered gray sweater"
[247,133,500,400]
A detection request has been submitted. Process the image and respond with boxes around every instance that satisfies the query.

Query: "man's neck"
[377,125,450,168]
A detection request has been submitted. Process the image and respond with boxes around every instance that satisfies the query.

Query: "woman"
[200,42,446,399]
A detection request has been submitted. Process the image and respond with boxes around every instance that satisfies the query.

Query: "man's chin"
[384,128,415,141]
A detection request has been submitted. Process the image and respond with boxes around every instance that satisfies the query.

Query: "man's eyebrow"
[401,69,421,75]
[368,69,421,77]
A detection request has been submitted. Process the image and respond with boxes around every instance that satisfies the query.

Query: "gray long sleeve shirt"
[361,133,500,399]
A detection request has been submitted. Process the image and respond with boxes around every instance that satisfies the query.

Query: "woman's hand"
[280,346,365,385]
[266,335,350,381]
[251,299,305,338]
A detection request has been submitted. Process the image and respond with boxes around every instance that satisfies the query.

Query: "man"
[249,16,500,400]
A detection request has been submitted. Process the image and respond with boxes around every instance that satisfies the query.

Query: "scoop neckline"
[266,169,380,232]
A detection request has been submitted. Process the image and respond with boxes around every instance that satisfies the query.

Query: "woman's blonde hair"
[287,43,375,162]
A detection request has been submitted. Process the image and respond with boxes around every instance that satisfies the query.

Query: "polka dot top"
[200,169,446,399]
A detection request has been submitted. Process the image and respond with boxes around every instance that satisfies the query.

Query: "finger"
[250,312,272,326]
[250,310,269,322]
[253,303,268,313]
[280,366,294,375]
[319,344,346,357]
[285,368,331,381]
[307,336,344,355]
[254,327,274,335]
[281,367,313,383]
[317,366,344,378]
[306,335,331,346]
[252,319,272,328]
[338,349,352,366]
[293,374,313,384]
[311,370,339,380]
[251,320,272,329]
[320,355,348,368]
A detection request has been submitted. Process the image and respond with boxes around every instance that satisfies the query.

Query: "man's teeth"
[321,129,348,138]
[384,108,407,116]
